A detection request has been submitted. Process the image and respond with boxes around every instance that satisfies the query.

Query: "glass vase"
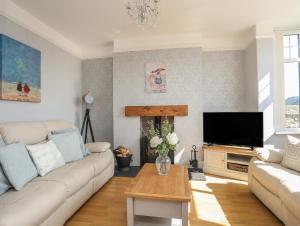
[155,155,171,175]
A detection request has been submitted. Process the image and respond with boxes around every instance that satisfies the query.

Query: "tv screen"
[203,112,263,148]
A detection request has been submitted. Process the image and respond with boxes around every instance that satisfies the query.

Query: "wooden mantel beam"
[125,105,188,117]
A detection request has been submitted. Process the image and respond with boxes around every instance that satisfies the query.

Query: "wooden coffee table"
[124,163,191,226]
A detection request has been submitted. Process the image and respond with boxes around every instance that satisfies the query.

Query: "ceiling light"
[126,0,159,29]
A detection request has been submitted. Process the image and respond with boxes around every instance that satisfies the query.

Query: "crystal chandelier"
[126,0,159,29]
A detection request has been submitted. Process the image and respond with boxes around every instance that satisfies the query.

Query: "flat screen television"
[203,112,263,148]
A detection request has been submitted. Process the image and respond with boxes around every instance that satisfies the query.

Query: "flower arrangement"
[149,119,179,157]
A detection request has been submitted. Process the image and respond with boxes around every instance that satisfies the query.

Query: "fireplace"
[124,105,188,166]
[140,116,174,166]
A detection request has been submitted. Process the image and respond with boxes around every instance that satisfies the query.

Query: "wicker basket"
[227,162,248,173]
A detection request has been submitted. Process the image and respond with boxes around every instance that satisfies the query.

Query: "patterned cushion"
[0,143,38,190]
[26,140,65,176]
[281,136,300,172]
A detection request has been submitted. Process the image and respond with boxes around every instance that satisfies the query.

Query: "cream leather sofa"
[0,120,114,226]
[249,154,300,226]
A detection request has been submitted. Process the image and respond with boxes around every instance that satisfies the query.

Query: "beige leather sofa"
[249,154,300,226]
[0,120,114,226]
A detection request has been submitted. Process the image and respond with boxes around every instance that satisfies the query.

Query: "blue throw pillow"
[0,135,5,147]
[0,135,11,195]
[0,166,11,195]
[49,132,84,163]
[0,143,38,190]
[51,128,90,157]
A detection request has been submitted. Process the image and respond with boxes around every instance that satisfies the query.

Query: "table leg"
[182,202,189,226]
[127,197,134,226]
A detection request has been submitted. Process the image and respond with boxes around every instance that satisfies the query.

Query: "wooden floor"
[65,175,283,226]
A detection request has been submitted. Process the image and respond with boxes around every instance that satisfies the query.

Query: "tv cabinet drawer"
[205,150,225,169]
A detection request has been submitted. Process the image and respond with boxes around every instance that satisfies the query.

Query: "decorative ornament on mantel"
[126,0,160,29]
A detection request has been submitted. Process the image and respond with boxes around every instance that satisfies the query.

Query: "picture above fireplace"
[145,63,166,93]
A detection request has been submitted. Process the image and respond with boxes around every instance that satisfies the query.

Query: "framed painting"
[145,63,166,93]
[0,34,41,102]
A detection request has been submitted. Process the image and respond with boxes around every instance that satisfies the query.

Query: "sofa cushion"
[0,143,38,190]
[34,158,94,197]
[0,181,67,226]
[0,122,47,145]
[85,151,114,176]
[43,120,75,133]
[281,136,300,172]
[279,180,300,219]
[251,159,297,196]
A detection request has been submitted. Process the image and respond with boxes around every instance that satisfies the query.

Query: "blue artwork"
[0,34,41,102]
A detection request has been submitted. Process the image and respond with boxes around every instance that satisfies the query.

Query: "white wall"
[257,38,276,142]
[0,15,82,126]
[244,37,287,148]
[113,48,203,166]
[244,41,259,112]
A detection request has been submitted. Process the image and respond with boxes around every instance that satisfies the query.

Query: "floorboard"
[65,175,283,226]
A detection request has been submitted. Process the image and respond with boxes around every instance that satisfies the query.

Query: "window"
[283,34,300,128]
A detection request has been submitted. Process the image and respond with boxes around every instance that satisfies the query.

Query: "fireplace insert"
[140,116,174,166]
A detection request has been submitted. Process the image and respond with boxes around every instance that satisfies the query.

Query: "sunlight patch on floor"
[189,175,251,226]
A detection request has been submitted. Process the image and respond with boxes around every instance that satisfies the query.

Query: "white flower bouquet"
[149,119,179,157]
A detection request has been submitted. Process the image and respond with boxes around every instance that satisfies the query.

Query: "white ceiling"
[9,0,300,58]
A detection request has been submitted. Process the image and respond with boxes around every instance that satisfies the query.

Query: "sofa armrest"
[85,142,111,153]
[254,147,284,163]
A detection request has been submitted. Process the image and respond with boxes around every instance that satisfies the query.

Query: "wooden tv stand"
[203,144,256,181]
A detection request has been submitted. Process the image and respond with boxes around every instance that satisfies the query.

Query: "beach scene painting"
[0,34,41,102]
[145,63,167,93]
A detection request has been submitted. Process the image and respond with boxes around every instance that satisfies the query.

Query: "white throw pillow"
[26,140,65,176]
[255,147,284,163]
[281,136,300,172]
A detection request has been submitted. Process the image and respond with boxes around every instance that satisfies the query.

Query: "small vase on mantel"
[155,154,171,176]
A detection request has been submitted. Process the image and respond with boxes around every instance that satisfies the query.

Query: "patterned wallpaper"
[113,48,203,165]
[203,51,245,112]
[83,48,248,165]
[82,58,113,144]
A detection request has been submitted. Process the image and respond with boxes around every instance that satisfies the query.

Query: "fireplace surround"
[125,105,188,166]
